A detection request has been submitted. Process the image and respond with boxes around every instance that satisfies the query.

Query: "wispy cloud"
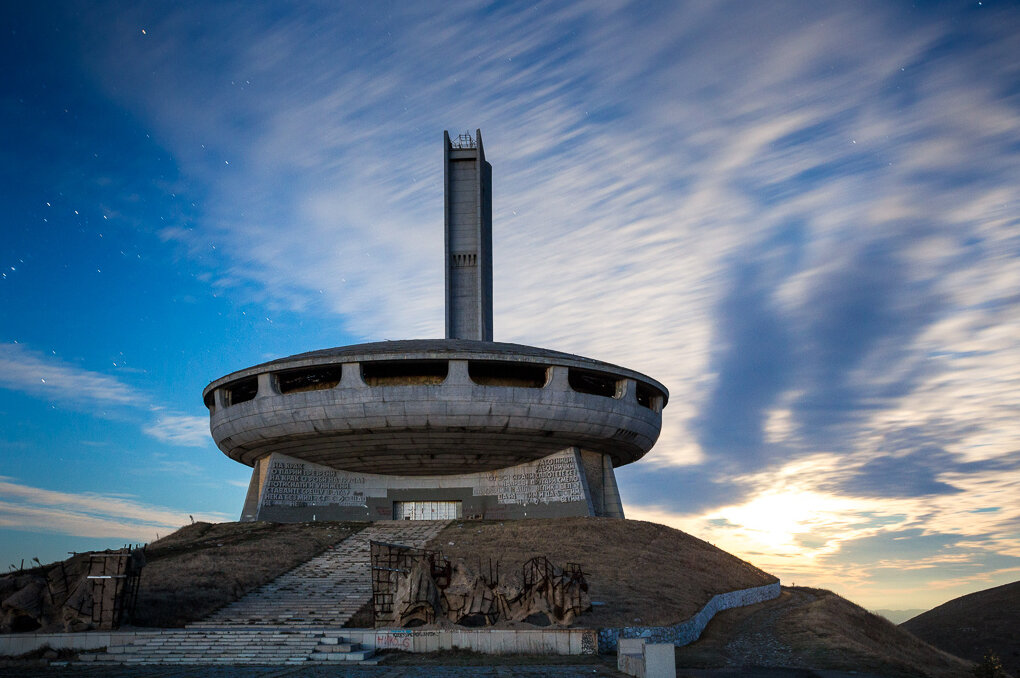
[144,414,210,448]
[89,2,1020,467]
[627,448,1020,608]
[0,342,137,406]
[0,342,210,449]
[73,1,1020,608]
[0,477,230,542]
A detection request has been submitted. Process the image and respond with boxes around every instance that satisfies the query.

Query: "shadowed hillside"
[901,579,1020,678]
[676,587,971,678]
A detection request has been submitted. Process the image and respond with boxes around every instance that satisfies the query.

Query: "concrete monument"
[203,130,668,522]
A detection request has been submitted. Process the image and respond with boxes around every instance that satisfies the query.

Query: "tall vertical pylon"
[444,129,493,341]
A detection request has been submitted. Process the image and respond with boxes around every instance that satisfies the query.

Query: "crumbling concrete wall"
[0,549,143,634]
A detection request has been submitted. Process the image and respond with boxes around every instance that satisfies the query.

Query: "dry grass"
[901,579,1019,678]
[779,587,971,678]
[675,587,972,677]
[132,520,363,627]
[425,517,777,628]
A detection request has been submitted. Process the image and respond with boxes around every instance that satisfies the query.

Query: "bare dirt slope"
[424,517,777,628]
[676,586,971,678]
[901,579,1020,677]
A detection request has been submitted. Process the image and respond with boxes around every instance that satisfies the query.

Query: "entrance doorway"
[392,500,462,520]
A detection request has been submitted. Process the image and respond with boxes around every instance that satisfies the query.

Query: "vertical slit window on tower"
[203,391,215,412]
[275,365,343,394]
[361,360,449,386]
[225,377,258,405]
[567,369,619,398]
[469,361,548,388]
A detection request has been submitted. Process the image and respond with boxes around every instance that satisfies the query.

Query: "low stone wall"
[348,628,599,655]
[0,630,161,657]
[598,581,781,652]
[0,627,599,658]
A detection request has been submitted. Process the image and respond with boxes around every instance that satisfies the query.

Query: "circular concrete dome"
[203,339,667,476]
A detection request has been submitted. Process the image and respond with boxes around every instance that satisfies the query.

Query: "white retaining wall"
[599,581,781,651]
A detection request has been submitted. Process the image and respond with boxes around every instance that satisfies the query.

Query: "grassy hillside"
[133,520,364,627]
[676,586,971,678]
[783,588,971,677]
[901,579,1020,678]
[0,516,989,678]
[0,521,365,633]
[424,517,778,628]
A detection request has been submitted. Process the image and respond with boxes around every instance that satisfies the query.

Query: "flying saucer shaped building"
[203,131,668,522]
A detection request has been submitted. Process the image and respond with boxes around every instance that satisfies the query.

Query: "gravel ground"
[722,588,819,668]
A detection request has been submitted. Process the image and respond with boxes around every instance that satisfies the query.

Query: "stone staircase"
[78,629,375,666]
[192,520,446,628]
[81,520,449,665]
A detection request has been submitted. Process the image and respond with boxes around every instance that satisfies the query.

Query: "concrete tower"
[444,130,493,341]
[204,130,668,523]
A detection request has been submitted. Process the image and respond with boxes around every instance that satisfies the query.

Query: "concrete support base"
[618,638,676,678]
[240,447,625,522]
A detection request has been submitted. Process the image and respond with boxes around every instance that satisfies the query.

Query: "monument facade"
[203,130,668,522]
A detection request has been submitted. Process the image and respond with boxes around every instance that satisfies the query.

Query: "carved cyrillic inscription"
[257,450,586,511]
[261,461,366,506]
[475,451,584,505]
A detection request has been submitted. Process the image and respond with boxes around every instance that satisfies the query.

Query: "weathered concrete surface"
[444,129,493,342]
[206,340,666,476]
[619,638,677,678]
[244,448,624,522]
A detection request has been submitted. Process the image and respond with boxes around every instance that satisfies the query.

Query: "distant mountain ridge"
[873,608,925,624]
[901,579,1020,677]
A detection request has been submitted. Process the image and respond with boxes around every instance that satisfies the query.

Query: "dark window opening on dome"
[225,377,258,405]
[568,368,619,398]
[203,391,215,412]
[362,360,448,386]
[276,365,343,394]
[469,361,547,388]
[636,383,658,410]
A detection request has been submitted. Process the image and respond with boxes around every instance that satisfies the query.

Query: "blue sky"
[2,1,1018,611]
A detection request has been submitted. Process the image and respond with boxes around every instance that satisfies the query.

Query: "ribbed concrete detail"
[191,521,447,627]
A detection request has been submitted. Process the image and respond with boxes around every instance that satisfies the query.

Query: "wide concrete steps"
[79,629,378,665]
[191,520,448,628]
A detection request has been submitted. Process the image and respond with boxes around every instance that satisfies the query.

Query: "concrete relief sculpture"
[370,541,590,628]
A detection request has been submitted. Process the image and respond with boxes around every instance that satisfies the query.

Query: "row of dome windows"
[205,360,664,412]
